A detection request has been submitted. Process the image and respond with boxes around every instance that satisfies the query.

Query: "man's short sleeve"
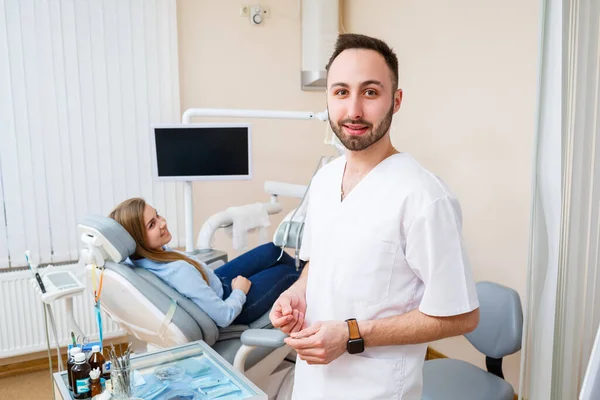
[405,195,479,316]
[298,209,311,262]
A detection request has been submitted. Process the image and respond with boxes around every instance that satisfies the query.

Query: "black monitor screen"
[153,125,250,179]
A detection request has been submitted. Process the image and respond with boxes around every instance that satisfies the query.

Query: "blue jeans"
[215,243,303,325]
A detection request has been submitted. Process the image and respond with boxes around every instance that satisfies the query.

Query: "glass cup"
[110,366,133,399]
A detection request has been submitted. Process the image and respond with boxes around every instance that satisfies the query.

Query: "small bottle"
[72,352,92,399]
[89,368,102,397]
[67,347,82,391]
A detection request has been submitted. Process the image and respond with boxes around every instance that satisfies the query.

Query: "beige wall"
[177,0,336,258]
[342,0,540,391]
[177,0,540,392]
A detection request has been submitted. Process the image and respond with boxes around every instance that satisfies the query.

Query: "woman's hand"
[231,276,252,295]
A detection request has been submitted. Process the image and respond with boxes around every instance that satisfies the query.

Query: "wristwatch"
[345,318,365,354]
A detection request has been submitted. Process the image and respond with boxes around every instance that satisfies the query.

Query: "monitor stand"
[184,180,196,252]
[184,181,226,263]
[185,180,222,255]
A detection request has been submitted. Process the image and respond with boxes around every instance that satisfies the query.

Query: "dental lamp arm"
[182,108,328,123]
[196,202,283,250]
[195,181,308,250]
[264,181,308,201]
[181,107,327,252]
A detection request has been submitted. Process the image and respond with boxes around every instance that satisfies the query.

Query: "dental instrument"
[26,250,46,293]
[275,155,333,269]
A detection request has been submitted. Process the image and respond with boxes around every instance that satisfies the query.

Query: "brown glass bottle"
[71,352,92,399]
[90,377,102,397]
[88,345,108,378]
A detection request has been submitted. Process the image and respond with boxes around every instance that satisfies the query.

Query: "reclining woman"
[109,197,303,328]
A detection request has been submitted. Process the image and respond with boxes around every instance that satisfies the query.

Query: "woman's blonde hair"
[109,197,209,283]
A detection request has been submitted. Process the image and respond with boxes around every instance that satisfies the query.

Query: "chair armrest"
[240,329,288,348]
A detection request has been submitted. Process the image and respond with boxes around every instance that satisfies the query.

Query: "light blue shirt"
[126,251,246,327]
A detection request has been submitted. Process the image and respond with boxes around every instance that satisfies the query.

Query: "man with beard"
[269,33,480,399]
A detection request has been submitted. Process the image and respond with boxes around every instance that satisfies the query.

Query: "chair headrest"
[77,215,136,263]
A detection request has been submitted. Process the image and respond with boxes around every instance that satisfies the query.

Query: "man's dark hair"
[325,33,399,92]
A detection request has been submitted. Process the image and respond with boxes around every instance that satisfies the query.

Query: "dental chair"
[421,281,523,400]
[77,214,295,399]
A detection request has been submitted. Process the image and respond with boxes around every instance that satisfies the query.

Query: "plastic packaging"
[201,383,241,399]
[176,358,211,378]
[131,380,169,399]
[165,389,198,400]
[154,364,185,382]
[189,376,229,390]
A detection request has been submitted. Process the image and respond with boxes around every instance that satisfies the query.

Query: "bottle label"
[103,361,111,374]
[76,378,90,393]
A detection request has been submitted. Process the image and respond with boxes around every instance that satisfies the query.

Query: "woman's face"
[142,204,172,251]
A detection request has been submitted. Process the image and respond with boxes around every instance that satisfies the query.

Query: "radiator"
[0,264,124,358]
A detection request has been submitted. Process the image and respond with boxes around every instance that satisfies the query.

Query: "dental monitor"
[151,123,252,181]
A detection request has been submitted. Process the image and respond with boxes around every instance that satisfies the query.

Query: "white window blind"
[0,0,184,269]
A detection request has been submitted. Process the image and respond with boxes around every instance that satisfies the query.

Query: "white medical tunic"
[292,153,479,400]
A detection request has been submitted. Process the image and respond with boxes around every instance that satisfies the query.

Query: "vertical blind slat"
[0,0,181,268]
[0,0,15,267]
[22,0,53,264]
[6,0,37,268]
[37,0,71,263]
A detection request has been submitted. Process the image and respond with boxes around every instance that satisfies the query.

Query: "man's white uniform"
[292,153,479,400]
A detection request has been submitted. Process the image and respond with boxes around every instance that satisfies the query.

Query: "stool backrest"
[465,281,523,359]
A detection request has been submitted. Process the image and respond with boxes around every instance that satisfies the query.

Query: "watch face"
[347,339,364,354]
